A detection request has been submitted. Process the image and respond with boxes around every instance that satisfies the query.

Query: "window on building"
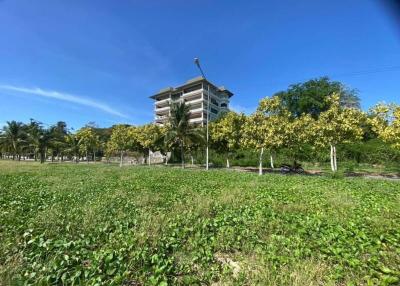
[211,108,218,114]
[220,103,227,108]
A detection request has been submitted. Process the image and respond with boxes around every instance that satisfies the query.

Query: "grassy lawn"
[0,161,399,285]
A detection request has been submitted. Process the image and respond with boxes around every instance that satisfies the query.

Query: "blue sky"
[1,0,400,129]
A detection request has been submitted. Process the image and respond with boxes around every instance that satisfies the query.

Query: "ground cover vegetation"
[1,77,400,174]
[0,161,399,285]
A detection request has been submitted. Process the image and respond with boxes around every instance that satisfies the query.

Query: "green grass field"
[0,161,399,285]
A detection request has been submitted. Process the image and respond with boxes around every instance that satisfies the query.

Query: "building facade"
[150,76,233,125]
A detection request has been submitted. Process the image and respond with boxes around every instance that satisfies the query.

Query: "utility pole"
[194,57,210,170]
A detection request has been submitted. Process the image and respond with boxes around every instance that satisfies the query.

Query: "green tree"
[29,127,53,163]
[25,119,42,161]
[0,121,25,160]
[49,121,68,161]
[210,111,246,168]
[164,102,204,168]
[276,77,360,118]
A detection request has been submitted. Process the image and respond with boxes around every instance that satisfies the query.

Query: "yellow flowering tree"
[281,113,314,166]
[313,93,364,172]
[107,125,133,167]
[135,124,164,165]
[210,111,246,168]
[369,103,400,151]
[76,127,99,163]
[242,96,292,175]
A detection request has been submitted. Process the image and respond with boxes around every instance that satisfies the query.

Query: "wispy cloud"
[0,84,128,118]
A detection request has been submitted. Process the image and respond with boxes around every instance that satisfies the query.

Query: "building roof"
[150,76,233,99]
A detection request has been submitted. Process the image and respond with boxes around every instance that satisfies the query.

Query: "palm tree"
[49,121,68,161]
[1,121,25,160]
[29,127,53,163]
[25,119,42,161]
[164,102,204,168]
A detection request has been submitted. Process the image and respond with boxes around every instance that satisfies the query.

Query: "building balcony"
[189,107,206,114]
[182,88,203,100]
[189,117,204,123]
[155,105,170,112]
[156,109,169,117]
[185,97,203,105]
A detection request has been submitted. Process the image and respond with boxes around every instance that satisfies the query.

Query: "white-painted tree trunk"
[191,155,194,166]
[333,145,337,172]
[330,144,338,172]
[259,147,264,176]
[148,149,151,165]
[270,153,274,169]
[226,158,230,168]
[119,151,123,168]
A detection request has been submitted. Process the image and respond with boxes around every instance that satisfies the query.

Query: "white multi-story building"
[150,76,233,125]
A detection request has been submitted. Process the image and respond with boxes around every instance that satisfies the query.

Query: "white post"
[270,153,274,169]
[226,158,230,168]
[333,145,337,172]
[259,147,264,176]
[330,144,335,172]
[148,149,151,166]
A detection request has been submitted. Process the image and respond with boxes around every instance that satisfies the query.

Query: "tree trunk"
[120,151,123,168]
[270,153,274,169]
[40,151,45,164]
[148,149,151,166]
[181,143,185,169]
[93,151,96,163]
[333,145,337,172]
[86,150,89,163]
[191,155,194,166]
[330,144,336,172]
[226,158,230,168]
[259,147,264,176]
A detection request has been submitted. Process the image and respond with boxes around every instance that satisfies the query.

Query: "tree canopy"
[275,77,360,118]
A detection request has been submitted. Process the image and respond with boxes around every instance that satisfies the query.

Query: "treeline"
[0,77,399,173]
